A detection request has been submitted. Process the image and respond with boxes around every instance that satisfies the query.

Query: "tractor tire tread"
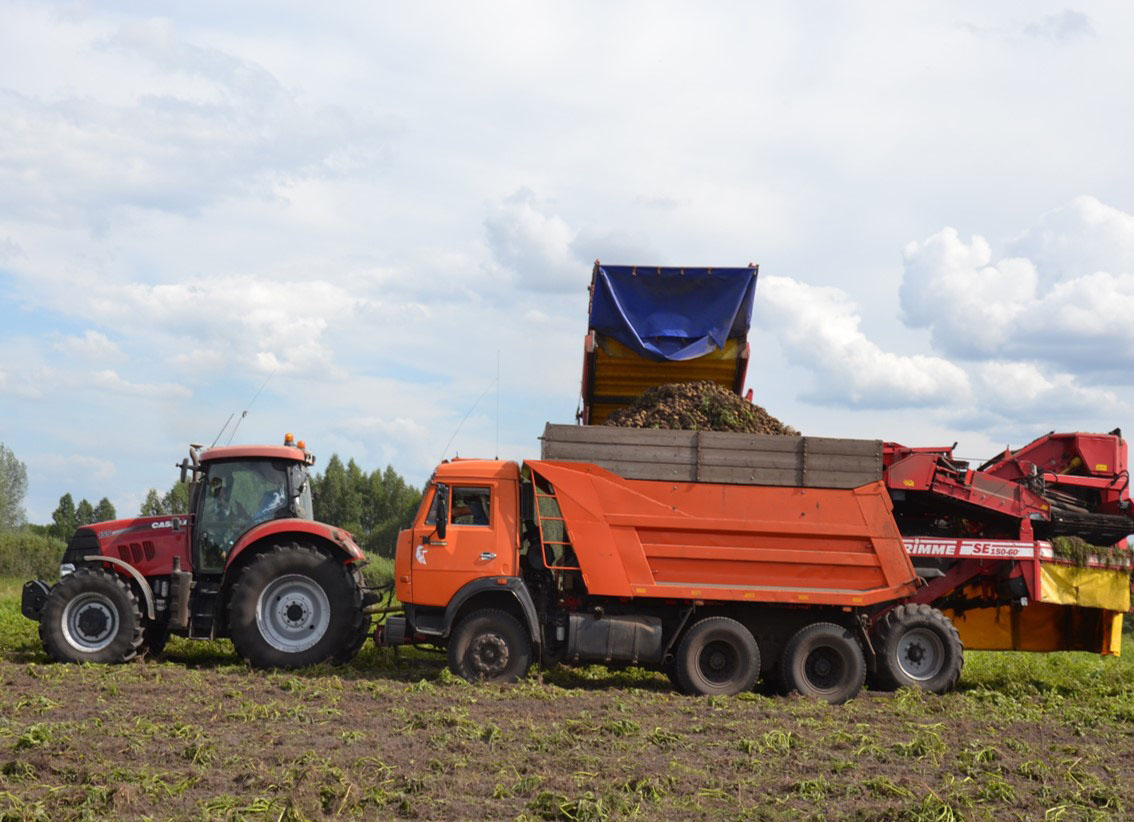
[39,567,144,664]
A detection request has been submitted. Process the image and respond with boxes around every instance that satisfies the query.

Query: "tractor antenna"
[439,377,496,464]
[226,369,276,446]
[210,412,235,448]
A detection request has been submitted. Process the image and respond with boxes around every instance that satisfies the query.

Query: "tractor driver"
[200,474,249,568]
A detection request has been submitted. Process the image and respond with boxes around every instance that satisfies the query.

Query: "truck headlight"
[59,563,75,577]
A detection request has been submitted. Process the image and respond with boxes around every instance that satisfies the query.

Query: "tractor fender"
[224,520,366,572]
[81,554,157,620]
[439,577,542,651]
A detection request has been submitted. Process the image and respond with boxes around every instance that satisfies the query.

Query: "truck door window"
[451,487,491,526]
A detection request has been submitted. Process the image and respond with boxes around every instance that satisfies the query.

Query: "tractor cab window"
[451,487,491,526]
[196,460,291,572]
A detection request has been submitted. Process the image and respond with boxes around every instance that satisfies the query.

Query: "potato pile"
[604,381,797,435]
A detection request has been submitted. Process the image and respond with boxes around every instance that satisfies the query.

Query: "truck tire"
[228,542,363,669]
[780,622,866,705]
[448,609,532,684]
[331,567,371,665]
[39,568,144,664]
[871,604,963,694]
[673,617,760,696]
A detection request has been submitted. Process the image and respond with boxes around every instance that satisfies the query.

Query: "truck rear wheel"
[39,568,144,664]
[228,542,363,669]
[448,609,532,684]
[780,622,865,705]
[673,617,760,696]
[871,604,963,694]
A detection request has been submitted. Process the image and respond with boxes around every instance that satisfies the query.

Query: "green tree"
[75,498,95,526]
[140,489,164,516]
[94,497,117,522]
[51,493,76,540]
[314,455,364,534]
[0,442,28,531]
[312,455,421,558]
[162,482,190,515]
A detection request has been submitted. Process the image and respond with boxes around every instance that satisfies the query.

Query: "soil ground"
[0,580,1131,821]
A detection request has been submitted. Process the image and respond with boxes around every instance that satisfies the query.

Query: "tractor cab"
[188,436,316,574]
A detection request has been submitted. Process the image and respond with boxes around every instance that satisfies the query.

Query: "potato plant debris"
[604,381,797,434]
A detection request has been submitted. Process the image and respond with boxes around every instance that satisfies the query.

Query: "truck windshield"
[196,459,293,572]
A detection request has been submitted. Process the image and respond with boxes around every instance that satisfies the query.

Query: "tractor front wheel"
[39,568,144,664]
[228,543,364,669]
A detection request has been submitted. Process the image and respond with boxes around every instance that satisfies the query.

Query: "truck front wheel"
[780,622,866,705]
[228,542,363,669]
[871,604,963,694]
[448,609,532,684]
[39,568,144,664]
[673,617,761,696]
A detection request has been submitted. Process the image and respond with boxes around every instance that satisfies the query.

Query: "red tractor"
[21,436,372,668]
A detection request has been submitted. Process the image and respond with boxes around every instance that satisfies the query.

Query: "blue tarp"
[588,265,758,362]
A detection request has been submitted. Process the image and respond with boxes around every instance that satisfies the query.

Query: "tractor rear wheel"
[673,617,760,696]
[331,566,371,665]
[871,604,963,694]
[39,568,144,664]
[448,609,532,684]
[780,622,866,705]
[228,542,364,669]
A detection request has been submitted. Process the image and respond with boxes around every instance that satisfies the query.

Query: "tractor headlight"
[59,563,75,577]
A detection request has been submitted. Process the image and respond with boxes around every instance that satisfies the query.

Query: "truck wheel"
[228,542,363,669]
[39,568,144,664]
[674,617,760,696]
[871,604,963,694]
[331,567,371,665]
[780,622,866,705]
[448,609,532,684]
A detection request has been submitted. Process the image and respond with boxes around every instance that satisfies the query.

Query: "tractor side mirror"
[436,490,448,541]
[179,458,190,484]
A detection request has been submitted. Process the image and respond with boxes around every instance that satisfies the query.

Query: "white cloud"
[900,197,1134,375]
[975,361,1124,422]
[1022,10,1094,42]
[90,369,192,399]
[757,276,971,408]
[54,330,121,361]
[484,189,578,292]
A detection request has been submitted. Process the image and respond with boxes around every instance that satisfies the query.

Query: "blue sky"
[3,2,1134,522]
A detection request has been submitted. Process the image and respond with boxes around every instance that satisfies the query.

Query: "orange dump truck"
[381,454,960,704]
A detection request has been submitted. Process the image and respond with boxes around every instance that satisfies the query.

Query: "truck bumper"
[21,580,51,621]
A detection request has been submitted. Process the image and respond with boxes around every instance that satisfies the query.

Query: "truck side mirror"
[437,491,448,540]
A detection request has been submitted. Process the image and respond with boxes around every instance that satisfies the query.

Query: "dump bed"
[542,424,883,489]
[580,263,758,424]
[527,460,918,607]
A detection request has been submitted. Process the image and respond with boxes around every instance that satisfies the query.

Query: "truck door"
[411,482,512,607]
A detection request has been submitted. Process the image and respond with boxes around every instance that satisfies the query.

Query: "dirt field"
[0,580,1131,821]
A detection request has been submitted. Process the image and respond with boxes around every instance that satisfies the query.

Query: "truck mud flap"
[21,580,50,621]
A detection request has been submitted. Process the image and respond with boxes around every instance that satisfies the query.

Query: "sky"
[3,2,1134,523]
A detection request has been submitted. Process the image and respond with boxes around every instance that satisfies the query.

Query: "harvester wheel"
[39,568,144,664]
[228,542,363,669]
[780,622,866,705]
[448,609,532,684]
[673,617,760,696]
[871,604,963,694]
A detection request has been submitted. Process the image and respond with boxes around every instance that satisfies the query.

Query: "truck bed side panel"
[529,460,918,606]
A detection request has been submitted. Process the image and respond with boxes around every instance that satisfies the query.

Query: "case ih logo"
[903,538,1038,559]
